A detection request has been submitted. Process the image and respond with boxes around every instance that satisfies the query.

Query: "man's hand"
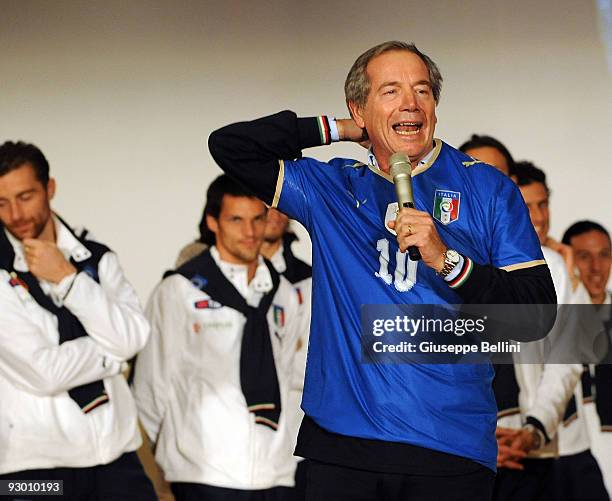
[496,427,528,469]
[387,207,447,272]
[336,118,369,148]
[23,238,77,284]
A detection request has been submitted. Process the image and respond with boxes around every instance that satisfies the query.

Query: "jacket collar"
[4,214,91,273]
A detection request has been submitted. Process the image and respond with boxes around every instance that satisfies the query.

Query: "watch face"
[446,249,460,264]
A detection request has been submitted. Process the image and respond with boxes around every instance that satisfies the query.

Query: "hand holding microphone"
[387,152,449,272]
[389,152,421,261]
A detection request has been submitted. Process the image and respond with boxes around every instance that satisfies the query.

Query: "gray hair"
[344,41,443,111]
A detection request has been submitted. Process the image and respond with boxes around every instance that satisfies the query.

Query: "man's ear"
[46,178,56,201]
[206,214,218,235]
[348,100,366,129]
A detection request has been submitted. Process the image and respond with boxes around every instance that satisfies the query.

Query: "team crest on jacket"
[273,305,285,328]
[433,190,460,225]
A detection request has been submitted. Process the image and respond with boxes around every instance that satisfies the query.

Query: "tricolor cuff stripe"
[317,116,331,145]
[82,393,110,414]
[448,256,473,289]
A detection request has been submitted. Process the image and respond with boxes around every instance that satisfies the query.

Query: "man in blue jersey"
[209,41,556,501]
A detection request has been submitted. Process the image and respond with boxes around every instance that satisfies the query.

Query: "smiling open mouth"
[393,122,422,135]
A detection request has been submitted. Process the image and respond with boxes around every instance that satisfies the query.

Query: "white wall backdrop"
[1,0,611,300]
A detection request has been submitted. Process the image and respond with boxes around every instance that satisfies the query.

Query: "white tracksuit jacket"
[134,247,302,490]
[0,217,149,474]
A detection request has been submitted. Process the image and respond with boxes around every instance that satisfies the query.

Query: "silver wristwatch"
[438,249,461,278]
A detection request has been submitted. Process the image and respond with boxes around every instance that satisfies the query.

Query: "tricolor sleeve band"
[316,116,332,145]
[443,255,465,283]
[447,256,473,289]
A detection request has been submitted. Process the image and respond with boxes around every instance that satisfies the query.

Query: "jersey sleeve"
[451,176,557,338]
[275,157,335,232]
[490,179,545,270]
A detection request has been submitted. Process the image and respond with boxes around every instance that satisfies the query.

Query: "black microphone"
[389,152,421,261]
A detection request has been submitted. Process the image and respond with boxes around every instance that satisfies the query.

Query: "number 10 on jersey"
[375,238,418,291]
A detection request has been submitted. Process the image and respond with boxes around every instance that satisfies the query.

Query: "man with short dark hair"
[0,141,155,500]
[134,175,302,501]
[513,161,580,287]
[459,134,515,176]
[563,220,612,494]
[209,41,556,500]
[563,221,611,306]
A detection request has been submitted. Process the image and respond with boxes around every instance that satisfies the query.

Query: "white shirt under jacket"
[498,247,582,458]
[0,217,149,474]
[134,246,302,490]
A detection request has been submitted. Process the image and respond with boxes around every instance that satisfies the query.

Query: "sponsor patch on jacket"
[194,299,222,309]
[273,305,285,328]
[433,190,460,225]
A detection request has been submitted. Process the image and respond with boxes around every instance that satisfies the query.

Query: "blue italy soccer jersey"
[276,139,544,471]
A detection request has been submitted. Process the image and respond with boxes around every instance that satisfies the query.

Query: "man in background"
[0,141,155,500]
[492,160,586,500]
[563,220,612,495]
[459,134,515,176]
[134,175,303,501]
[507,162,608,501]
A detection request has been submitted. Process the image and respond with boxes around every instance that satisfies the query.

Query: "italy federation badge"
[273,305,285,328]
[433,190,460,225]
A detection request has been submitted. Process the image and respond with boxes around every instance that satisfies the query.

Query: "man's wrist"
[51,271,77,302]
[522,424,544,451]
[444,254,474,289]
[328,117,340,142]
[49,262,77,285]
